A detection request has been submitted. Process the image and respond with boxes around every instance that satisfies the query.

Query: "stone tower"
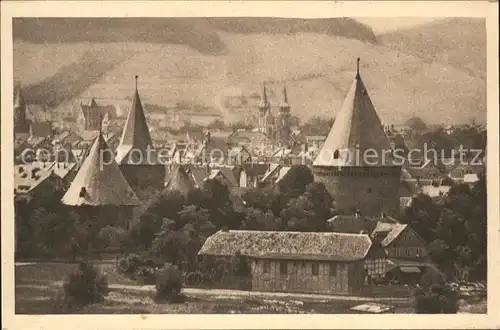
[115,76,165,192]
[61,131,141,233]
[312,58,401,217]
[277,84,291,147]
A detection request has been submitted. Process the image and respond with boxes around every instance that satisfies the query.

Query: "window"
[329,264,337,277]
[79,187,87,198]
[280,261,287,275]
[333,150,340,159]
[312,263,319,276]
[263,261,270,274]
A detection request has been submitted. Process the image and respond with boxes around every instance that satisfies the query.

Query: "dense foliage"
[62,262,109,308]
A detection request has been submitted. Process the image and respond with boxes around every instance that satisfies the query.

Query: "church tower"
[277,84,291,147]
[115,76,165,193]
[257,83,274,140]
[14,83,30,135]
[312,58,401,216]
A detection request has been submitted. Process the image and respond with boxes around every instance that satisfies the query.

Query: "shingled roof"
[313,58,394,167]
[61,132,141,206]
[199,230,372,261]
[115,77,156,165]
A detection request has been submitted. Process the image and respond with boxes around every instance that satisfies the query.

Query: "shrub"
[414,284,458,314]
[97,226,126,249]
[116,253,141,275]
[154,263,183,303]
[62,262,109,308]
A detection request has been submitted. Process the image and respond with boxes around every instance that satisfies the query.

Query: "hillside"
[12,19,486,126]
[380,18,486,81]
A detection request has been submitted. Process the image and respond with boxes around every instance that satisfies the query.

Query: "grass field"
[15,262,485,314]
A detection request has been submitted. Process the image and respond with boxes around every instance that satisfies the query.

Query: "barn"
[198,230,373,295]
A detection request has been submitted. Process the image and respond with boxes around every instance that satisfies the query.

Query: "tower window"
[79,187,87,198]
[333,150,340,159]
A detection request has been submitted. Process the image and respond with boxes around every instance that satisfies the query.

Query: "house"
[198,230,372,295]
[14,162,65,199]
[164,164,196,197]
[260,163,292,187]
[234,163,269,188]
[78,98,117,131]
[371,221,428,260]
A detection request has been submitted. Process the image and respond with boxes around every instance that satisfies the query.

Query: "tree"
[240,207,282,231]
[278,165,314,198]
[402,193,441,243]
[280,196,317,232]
[405,116,428,132]
[303,182,333,225]
[62,262,109,308]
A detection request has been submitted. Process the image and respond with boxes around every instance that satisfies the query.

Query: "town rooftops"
[198,230,373,261]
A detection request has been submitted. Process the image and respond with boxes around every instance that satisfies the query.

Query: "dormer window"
[79,187,87,198]
[333,150,340,159]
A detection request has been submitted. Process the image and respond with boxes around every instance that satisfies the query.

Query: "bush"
[97,226,126,249]
[116,253,141,275]
[62,262,109,308]
[154,263,183,303]
[414,284,458,314]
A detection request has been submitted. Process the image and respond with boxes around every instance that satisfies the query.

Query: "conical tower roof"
[115,76,155,165]
[164,165,196,196]
[313,58,394,167]
[62,132,141,206]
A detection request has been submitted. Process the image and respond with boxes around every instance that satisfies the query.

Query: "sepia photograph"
[1,0,499,329]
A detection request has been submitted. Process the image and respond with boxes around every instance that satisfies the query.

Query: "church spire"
[279,83,290,112]
[258,83,270,112]
[356,57,360,79]
[115,75,155,165]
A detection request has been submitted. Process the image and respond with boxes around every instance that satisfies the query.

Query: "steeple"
[62,131,141,206]
[279,83,291,113]
[258,83,270,113]
[313,57,394,167]
[14,82,29,134]
[14,83,26,110]
[115,75,155,165]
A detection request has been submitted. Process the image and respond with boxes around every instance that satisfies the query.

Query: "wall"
[251,259,362,295]
[313,166,401,217]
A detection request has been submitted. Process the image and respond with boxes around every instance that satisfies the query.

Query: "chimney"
[381,211,386,220]
[355,209,362,218]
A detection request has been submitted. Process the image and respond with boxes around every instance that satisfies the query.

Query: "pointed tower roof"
[14,83,26,109]
[313,58,394,167]
[258,83,270,110]
[62,132,141,206]
[279,84,290,110]
[164,165,196,196]
[115,76,155,164]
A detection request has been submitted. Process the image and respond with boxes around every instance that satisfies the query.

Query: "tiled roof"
[14,162,55,194]
[199,230,373,261]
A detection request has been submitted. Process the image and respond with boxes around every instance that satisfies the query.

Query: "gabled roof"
[164,164,196,195]
[61,132,141,206]
[371,222,408,247]
[313,58,394,167]
[199,230,373,261]
[115,77,155,165]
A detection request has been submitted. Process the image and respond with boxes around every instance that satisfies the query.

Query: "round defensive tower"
[313,58,401,217]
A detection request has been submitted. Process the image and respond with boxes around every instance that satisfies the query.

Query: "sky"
[354,17,440,34]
